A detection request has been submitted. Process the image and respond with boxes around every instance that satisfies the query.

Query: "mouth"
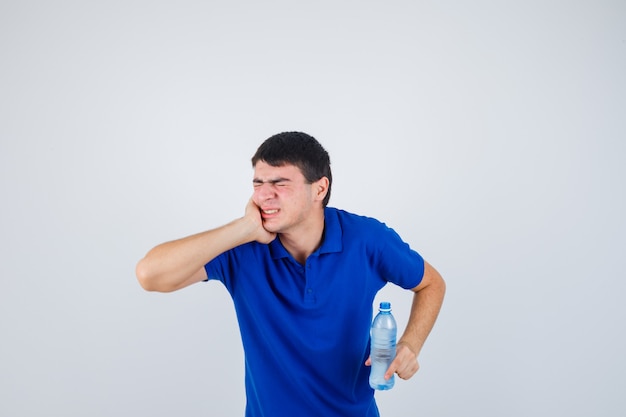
[261,208,279,218]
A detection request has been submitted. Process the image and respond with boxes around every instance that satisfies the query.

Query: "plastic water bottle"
[369,301,397,390]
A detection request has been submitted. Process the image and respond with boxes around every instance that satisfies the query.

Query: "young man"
[136,132,445,416]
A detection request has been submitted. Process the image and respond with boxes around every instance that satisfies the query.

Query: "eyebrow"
[252,177,291,184]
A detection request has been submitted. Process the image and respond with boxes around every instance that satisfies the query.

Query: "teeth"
[263,209,278,214]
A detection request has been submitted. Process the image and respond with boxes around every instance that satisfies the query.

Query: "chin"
[262,221,282,234]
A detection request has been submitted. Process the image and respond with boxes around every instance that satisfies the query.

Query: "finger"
[390,352,419,380]
[396,359,420,380]
[395,344,419,378]
[384,359,399,380]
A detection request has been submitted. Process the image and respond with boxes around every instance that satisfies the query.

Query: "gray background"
[1,1,625,416]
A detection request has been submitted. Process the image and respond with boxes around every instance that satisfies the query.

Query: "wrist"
[397,338,420,357]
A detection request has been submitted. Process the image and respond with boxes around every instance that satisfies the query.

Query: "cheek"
[252,189,270,207]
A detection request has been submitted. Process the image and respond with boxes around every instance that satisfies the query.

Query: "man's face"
[252,161,319,234]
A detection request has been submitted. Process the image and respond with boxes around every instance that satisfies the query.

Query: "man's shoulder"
[327,206,383,222]
[326,207,387,232]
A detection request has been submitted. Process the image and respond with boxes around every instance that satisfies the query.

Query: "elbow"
[135,258,152,290]
[432,267,446,296]
[135,258,179,293]
[436,270,446,290]
[433,274,446,308]
[415,261,446,296]
[135,258,160,292]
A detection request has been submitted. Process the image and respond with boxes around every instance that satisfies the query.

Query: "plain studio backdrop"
[1,1,624,416]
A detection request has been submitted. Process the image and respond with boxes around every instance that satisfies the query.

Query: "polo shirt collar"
[268,207,343,259]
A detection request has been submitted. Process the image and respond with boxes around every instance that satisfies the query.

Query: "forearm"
[135,216,257,292]
[398,264,446,356]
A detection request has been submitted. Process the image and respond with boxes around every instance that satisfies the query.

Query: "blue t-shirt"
[204,207,424,417]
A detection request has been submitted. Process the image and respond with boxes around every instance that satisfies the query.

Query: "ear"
[313,176,329,202]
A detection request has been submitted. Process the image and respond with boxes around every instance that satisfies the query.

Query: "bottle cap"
[379,301,391,311]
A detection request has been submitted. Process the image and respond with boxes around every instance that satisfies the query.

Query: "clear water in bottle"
[369,302,397,390]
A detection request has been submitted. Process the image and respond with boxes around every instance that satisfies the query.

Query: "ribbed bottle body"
[369,302,397,390]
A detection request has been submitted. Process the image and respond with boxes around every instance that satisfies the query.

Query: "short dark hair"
[251,131,332,206]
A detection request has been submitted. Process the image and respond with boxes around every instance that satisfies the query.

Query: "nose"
[254,182,276,201]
